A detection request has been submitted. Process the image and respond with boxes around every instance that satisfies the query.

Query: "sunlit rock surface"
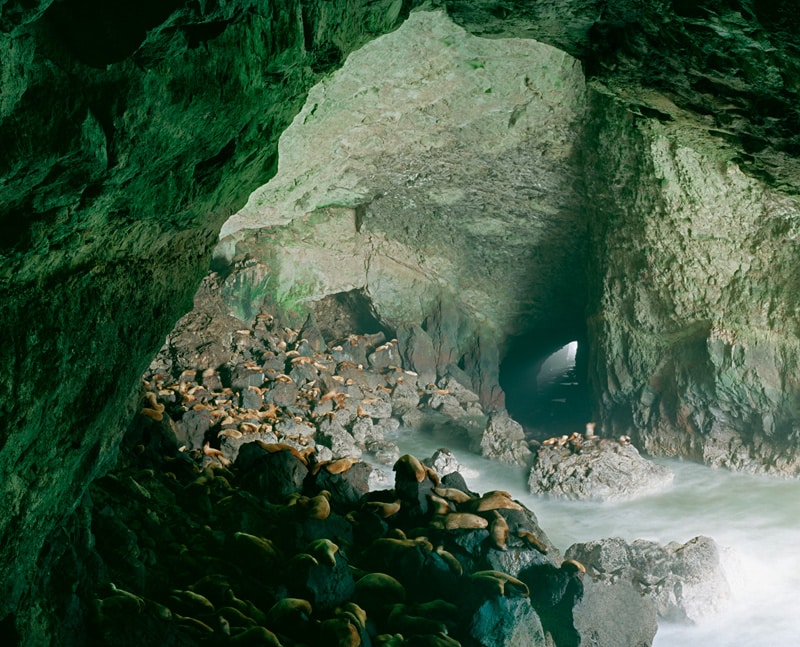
[218,10,589,407]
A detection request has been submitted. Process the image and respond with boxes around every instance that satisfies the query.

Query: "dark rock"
[241,385,264,410]
[269,377,299,407]
[468,596,547,647]
[235,443,309,503]
[298,314,327,353]
[367,340,400,370]
[176,409,212,451]
[310,462,372,508]
[230,363,265,390]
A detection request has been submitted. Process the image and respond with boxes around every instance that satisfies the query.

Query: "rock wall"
[218,10,590,409]
[0,0,419,635]
[584,92,800,474]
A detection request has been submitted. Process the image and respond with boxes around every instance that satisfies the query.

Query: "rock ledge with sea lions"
[528,426,674,501]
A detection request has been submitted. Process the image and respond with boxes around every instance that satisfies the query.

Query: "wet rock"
[366,440,401,466]
[528,438,673,501]
[565,535,731,623]
[424,448,480,481]
[478,412,531,466]
[468,596,547,647]
[374,417,401,435]
[351,416,374,447]
[358,394,393,419]
[391,380,422,416]
[573,579,658,647]
[317,418,362,460]
[275,417,316,439]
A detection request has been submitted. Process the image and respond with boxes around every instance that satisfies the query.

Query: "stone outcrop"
[528,435,674,501]
[565,535,732,623]
[0,0,423,634]
[584,93,800,476]
[218,9,589,411]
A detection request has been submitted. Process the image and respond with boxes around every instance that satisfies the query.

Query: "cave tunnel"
[500,325,592,440]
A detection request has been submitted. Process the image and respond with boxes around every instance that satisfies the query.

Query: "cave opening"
[500,327,592,440]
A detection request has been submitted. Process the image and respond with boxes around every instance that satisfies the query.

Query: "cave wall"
[0,0,420,635]
[3,0,800,640]
[584,92,800,474]
[218,9,590,407]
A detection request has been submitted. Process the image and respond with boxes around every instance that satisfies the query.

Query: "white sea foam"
[384,425,800,647]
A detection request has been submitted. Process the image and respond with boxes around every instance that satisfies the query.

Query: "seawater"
[385,426,800,647]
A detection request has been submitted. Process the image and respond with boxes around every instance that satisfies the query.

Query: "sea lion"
[306,538,338,567]
[319,617,361,647]
[468,491,524,513]
[254,441,308,465]
[353,572,406,608]
[306,490,332,520]
[489,510,509,551]
[226,626,282,647]
[393,454,426,483]
[434,545,463,576]
[517,529,548,554]
[364,499,401,519]
[470,570,530,598]
[265,598,312,636]
[437,512,488,531]
[387,604,447,635]
[433,487,473,505]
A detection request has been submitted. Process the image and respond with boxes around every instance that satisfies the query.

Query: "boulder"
[468,596,547,647]
[317,419,362,460]
[424,448,480,481]
[391,380,422,416]
[573,579,658,647]
[298,313,327,354]
[235,442,309,502]
[528,438,673,501]
[565,535,731,623]
[397,324,437,387]
[478,412,531,466]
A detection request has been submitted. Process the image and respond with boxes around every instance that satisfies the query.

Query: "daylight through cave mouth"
[500,327,592,439]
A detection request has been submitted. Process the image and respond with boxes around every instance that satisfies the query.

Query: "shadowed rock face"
[0,0,421,630]
[2,0,800,641]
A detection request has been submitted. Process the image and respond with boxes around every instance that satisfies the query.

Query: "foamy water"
[384,426,800,647]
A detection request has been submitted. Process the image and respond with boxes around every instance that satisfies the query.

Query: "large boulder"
[565,535,731,623]
[478,411,532,466]
[573,579,658,647]
[528,438,673,501]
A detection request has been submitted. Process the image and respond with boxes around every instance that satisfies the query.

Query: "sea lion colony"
[84,310,586,645]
